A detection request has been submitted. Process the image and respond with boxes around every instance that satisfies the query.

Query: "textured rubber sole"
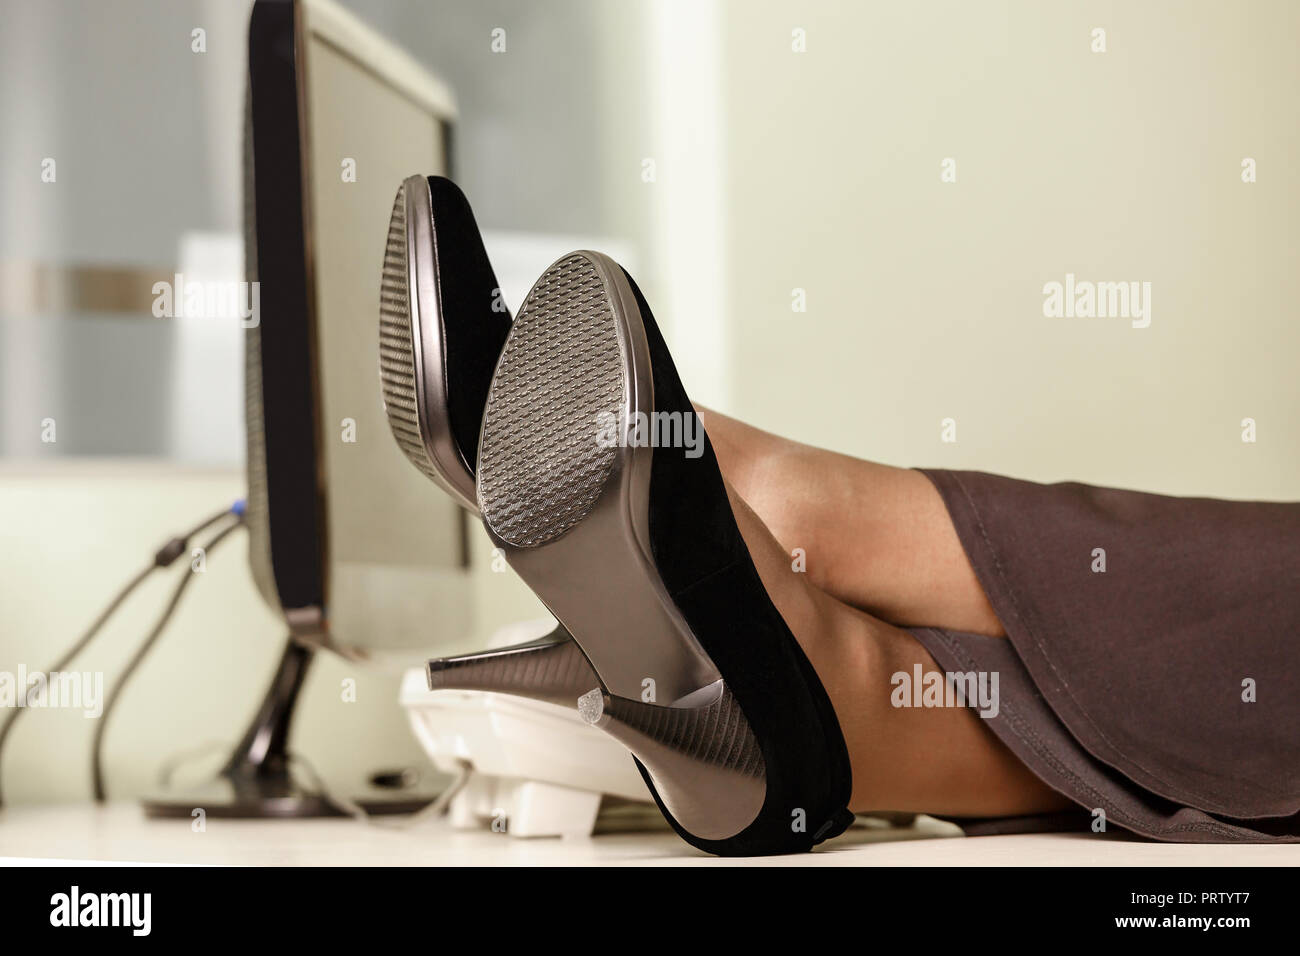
[476,251,766,841]
[378,180,439,483]
[377,175,481,512]
[477,254,625,546]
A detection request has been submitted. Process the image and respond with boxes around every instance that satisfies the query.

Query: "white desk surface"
[1,804,1296,866]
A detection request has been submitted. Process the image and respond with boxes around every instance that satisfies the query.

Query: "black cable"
[153,505,239,568]
[91,516,244,802]
[0,503,241,808]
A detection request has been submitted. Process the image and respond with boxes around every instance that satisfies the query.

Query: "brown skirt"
[910,469,1300,842]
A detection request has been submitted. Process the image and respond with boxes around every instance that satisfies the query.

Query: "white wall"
[715,0,1299,502]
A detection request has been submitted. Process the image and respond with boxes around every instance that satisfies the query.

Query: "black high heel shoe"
[379,174,599,698]
[380,174,512,511]
[474,251,854,855]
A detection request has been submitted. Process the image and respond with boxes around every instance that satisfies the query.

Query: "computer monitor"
[146,0,464,817]
[245,0,469,657]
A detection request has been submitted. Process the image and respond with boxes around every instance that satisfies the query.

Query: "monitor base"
[142,635,433,819]
[141,771,432,819]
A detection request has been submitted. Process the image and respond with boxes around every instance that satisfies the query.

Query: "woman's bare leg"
[725,482,1067,816]
[702,408,1005,637]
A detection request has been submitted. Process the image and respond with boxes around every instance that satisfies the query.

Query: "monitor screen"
[248,0,470,661]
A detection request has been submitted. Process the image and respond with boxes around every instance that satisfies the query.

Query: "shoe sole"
[379,174,480,512]
[476,251,766,841]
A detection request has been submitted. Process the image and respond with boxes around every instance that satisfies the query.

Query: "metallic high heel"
[473,251,854,855]
[427,630,598,709]
[576,686,766,842]
[379,174,587,704]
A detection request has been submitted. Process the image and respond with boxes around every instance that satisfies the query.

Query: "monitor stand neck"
[222,636,312,783]
[142,636,432,818]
